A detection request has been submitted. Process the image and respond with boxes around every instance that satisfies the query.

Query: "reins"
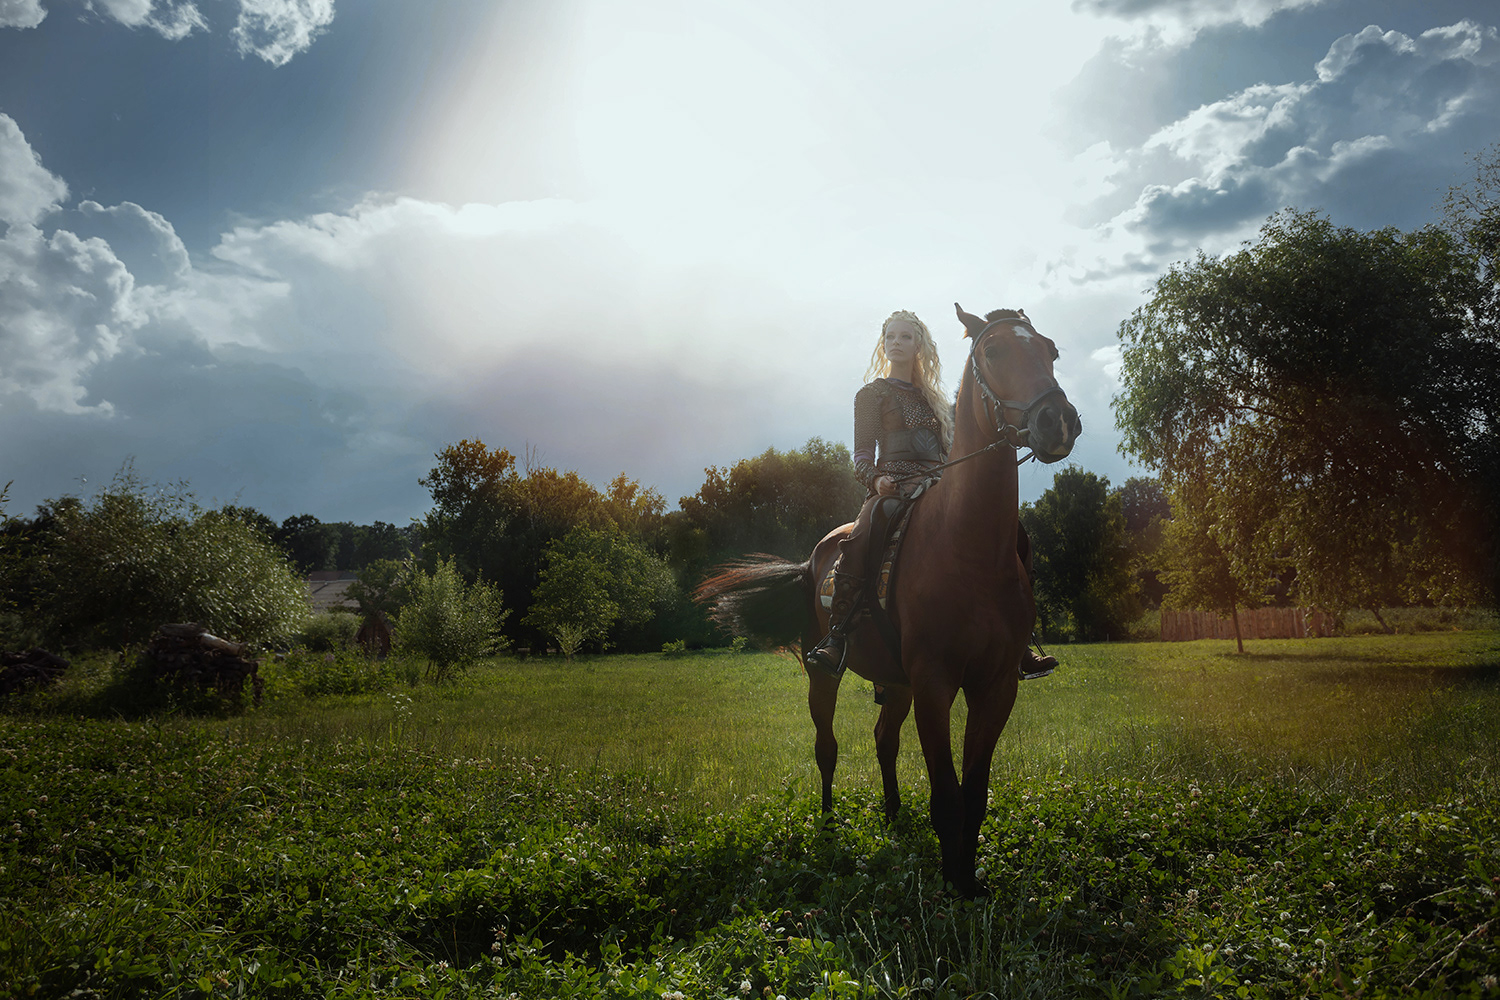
[890,317,1054,484]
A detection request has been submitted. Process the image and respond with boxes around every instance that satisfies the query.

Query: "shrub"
[261,647,405,697]
[552,622,587,660]
[661,639,688,657]
[20,466,309,650]
[297,612,361,652]
[395,557,509,682]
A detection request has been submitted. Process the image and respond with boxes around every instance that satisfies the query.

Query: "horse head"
[955,304,1081,463]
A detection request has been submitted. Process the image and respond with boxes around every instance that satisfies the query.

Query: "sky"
[2,0,1498,525]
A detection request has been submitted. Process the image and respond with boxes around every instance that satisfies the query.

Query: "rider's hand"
[875,476,898,496]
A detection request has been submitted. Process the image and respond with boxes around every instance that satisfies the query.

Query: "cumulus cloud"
[1066,19,1500,277]
[75,201,192,285]
[231,0,335,66]
[0,0,44,28]
[0,114,67,226]
[0,223,142,414]
[1,0,336,59]
[93,0,207,40]
[0,107,834,520]
[1073,0,1329,45]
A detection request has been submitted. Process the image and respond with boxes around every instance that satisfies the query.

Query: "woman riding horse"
[803,310,1060,680]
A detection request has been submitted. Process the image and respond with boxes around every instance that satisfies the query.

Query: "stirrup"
[1020,642,1058,681]
[805,631,848,678]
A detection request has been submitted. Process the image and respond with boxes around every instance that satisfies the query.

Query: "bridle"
[891,317,1066,484]
[967,317,1068,451]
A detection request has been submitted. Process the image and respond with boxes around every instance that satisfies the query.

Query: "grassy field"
[2,631,1499,998]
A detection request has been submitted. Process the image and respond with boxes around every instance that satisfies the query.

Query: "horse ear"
[955,303,986,338]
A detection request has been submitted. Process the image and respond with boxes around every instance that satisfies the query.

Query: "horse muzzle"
[1027,397,1081,463]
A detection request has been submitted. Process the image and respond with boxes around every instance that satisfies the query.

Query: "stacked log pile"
[146,623,262,705]
[0,649,71,695]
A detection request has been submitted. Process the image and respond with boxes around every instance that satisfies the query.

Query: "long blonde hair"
[864,310,954,450]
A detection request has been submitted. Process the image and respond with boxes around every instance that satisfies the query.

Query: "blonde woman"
[805,310,951,676]
[804,310,1060,680]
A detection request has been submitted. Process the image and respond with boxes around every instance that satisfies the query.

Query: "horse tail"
[695,554,812,650]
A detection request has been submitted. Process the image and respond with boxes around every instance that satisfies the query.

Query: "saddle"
[818,481,930,665]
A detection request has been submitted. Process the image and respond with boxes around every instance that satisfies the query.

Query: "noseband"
[968,318,1068,448]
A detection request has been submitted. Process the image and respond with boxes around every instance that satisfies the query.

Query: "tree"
[417,439,675,648]
[220,505,278,540]
[1117,476,1170,609]
[21,466,309,649]
[524,532,620,653]
[337,557,412,620]
[673,438,865,569]
[1443,145,1500,602]
[1114,209,1500,615]
[395,557,508,681]
[274,514,342,574]
[524,526,677,653]
[1020,467,1139,641]
[1157,469,1275,652]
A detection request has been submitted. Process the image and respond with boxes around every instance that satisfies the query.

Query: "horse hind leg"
[808,672,841,815]
[873,686,913,824]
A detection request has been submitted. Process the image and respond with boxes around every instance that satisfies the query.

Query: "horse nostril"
[1038,407,1058,432]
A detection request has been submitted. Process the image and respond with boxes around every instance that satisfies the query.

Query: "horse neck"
[933,377,1021,557]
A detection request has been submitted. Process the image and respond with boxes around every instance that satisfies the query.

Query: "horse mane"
[984,308,1024,321]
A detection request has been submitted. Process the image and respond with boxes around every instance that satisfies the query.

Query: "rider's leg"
[805,496,878,677]
[1016,522,1059,678]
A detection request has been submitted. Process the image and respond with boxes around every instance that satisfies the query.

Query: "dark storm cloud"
[1105,19,1500,251]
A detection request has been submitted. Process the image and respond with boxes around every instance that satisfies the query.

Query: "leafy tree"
[417,439,672,647]
[275,514,342,574]
[672,438,865,570]
[1157,469,1275,652]
[1114,209,1500,615]
[220,504,278,540]
[21,466,309,649]
[350,521,413,569]
[1020,467,1139,642]
[524,533,620,653]
[337,558,412,620]
[1442,144,1500,601]
[1117,476,1170,608]
[394,556,508,681]
[524,526,677,653]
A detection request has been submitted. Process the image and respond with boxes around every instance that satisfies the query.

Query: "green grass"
[3,632,1500,998]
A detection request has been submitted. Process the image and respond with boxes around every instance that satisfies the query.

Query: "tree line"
[4,149,1496,658]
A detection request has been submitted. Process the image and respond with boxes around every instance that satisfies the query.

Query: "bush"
[261,648,408,697]
[661,639,688,657]
[297,612,361,652]
[19,466,309,650]
[395,557,509,682]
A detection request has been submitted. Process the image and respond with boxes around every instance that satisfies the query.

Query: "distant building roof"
[306,572,358,614]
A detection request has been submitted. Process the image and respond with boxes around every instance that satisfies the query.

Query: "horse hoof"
[948,875,991,900]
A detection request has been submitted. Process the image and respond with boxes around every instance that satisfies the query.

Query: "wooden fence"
[1160,607,1333,642]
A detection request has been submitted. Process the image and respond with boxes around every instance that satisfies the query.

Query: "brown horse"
[697,304,1080,897]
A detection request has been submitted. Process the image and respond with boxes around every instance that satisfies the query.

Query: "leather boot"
[805,573,861,678]
[1021,639,1059,680]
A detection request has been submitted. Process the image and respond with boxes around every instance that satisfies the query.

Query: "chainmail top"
[851,378,946,492]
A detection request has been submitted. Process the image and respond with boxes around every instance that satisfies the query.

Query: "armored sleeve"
[851,382,883,489]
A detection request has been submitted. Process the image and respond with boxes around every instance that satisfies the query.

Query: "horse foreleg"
[873,686,912,824]
[808,672,841,815]
[912,682,974,894]
[956,671,1019,895]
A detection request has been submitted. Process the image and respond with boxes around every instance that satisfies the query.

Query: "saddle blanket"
[818,500,916,612]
